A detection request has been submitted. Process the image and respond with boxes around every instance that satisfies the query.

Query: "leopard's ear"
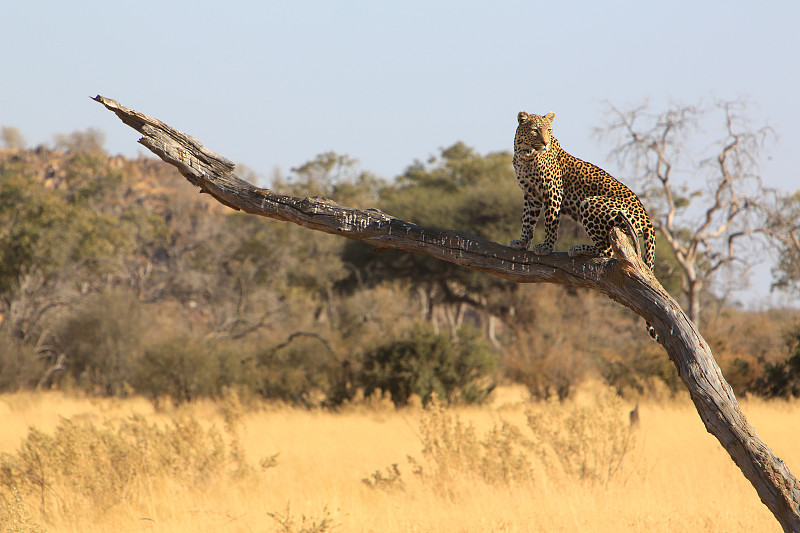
[545,112,555,124]
[517,111,530,124]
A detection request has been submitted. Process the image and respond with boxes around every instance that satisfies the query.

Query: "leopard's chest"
[514,155,585,218]
[514,158,557,199]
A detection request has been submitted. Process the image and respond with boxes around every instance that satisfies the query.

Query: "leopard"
[510,110,658,339]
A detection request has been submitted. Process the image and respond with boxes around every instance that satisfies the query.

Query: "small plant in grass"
[260,453,280,470]
[219,388,252,477]
[363,395,532,493]
[267,503,337,533]
[361,464,404,492]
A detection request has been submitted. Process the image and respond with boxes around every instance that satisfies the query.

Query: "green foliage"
[770,191,800,295]
[598,344,681,397]
[279,151,382,208]
[752,326,800,398]
[359,324,496,406]
[384,142,517,239]
[0,152,132,295]
[2,139,798,405]
[0,159,70,293]
[344,143,520,291]
[651,236,684,297]
[56,289,147,396]
[134,338,248,404]
[0,344,44,392]
[244,332,345,406]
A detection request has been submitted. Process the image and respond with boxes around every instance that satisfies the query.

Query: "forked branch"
[93,95,800,532]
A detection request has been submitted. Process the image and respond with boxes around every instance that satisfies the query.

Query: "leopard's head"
[515,111,555,158]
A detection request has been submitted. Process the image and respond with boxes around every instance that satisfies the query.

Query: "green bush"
[250,333,343,406]
[752,327,800,398]
[0,344,44,392]
[56,289,147,396]
[134,337,247,403]
[359,324,496,406]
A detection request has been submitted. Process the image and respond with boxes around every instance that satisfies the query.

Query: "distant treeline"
[1,136,799,404]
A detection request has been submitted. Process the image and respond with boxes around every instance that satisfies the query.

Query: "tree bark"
[93,95,800,532]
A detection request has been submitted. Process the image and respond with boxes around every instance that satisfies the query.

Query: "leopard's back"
[558,147,650,224]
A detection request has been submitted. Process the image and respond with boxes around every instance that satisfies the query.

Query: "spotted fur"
[510,111,657,339]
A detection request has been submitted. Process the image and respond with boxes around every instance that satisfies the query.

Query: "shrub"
[252,333,342,406]
[133,337,247,404]
[525,388,634,485]
[752,327,800,398]
[0,344,44,392]
[267,503,337,533]
[411,395,532,487]
[0,413,248,518]
[56,289,147,396]
[364,390,637,495]
[358,324,496,406]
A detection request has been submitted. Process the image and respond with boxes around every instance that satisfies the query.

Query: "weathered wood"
[93,94,800,532]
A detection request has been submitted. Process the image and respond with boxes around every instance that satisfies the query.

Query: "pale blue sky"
[2,0,799,305]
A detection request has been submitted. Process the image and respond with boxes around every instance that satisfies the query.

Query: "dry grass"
[0,386,797,532]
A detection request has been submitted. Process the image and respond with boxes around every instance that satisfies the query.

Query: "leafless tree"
[1,126,26,150]
[758,190,800,294]
[601,100,773,326]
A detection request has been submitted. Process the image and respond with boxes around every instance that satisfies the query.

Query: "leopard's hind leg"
[567,196,625,258]
[570,197,658,340]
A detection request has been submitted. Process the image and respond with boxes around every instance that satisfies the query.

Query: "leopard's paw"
[509,239,530,250]
[532,243,554,255]
[568,244,609,258]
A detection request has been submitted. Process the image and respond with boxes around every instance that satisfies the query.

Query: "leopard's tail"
[642,219,656,275]
[642,219,658,340]
[617,213,642,260]
[618,213,659,341]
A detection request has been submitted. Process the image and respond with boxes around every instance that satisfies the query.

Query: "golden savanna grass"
[0,386,797,533]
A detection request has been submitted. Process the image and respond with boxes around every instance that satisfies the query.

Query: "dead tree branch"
[93,95,800,532]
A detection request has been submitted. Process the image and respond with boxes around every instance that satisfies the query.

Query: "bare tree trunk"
[687,277,702,327]
[36,353,66,390]
[487,314,500,350]
[93,95,800,532]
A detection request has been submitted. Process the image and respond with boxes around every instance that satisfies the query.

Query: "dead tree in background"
[93,95,800,532]
[759,190,800,295]
[601,101,772,326]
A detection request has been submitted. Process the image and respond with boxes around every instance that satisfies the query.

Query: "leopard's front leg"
[510,195,541,250]
[532,182,563,256]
